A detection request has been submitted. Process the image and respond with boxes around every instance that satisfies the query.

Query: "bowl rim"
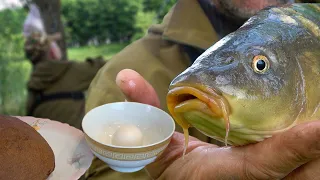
[82,102,175,149]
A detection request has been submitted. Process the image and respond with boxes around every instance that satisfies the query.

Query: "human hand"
[116,69,320,180]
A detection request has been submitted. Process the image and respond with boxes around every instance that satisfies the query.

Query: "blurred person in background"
[24,4,106,130]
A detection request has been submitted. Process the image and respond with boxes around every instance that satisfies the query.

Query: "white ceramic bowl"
[82,102,175,173]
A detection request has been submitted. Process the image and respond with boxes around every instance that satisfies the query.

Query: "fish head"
[167,6,312,146]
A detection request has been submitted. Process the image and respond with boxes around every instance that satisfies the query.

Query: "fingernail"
[115,76,125,87]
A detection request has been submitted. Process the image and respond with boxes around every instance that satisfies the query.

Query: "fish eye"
[252,55,270,74]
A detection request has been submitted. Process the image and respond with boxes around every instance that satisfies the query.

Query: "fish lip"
[167,83,230,118]
[167,83,231,132]
[167,83,231,144]
[169,83,223,97]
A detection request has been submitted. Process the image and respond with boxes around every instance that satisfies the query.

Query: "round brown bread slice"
[0,115,55,180]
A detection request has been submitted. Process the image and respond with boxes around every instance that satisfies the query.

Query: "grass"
[67,43,129,61]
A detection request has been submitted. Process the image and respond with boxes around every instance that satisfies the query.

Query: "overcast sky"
[0,0,23,11]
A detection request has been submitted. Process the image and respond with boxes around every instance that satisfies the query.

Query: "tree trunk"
[32,0,68,61]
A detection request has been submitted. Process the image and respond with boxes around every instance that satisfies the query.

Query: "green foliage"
[0,8,32,115]
[131,5,156,41]
[61,0,141,46]
[0,8,27,35]
[143,0,177,22]
[61,0,176,46]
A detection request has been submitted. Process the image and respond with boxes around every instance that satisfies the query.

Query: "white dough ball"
[111,124,143,146]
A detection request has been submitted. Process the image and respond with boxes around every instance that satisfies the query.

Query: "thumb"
[116,69,160,108]
[243,120,320,178]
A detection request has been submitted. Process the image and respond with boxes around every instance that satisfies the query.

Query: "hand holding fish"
[116,69,320,180]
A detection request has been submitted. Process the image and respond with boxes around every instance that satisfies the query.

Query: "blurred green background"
[0,0,176,115]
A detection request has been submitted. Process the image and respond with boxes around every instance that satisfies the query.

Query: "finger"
[242,121,320,179]
[284,158,320,180]
[116,69,160,108]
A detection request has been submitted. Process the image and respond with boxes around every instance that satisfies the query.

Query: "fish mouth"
[167,84,293,146]
[167,83,231,145]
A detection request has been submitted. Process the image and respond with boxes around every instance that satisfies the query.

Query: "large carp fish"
[167,3,320,152]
